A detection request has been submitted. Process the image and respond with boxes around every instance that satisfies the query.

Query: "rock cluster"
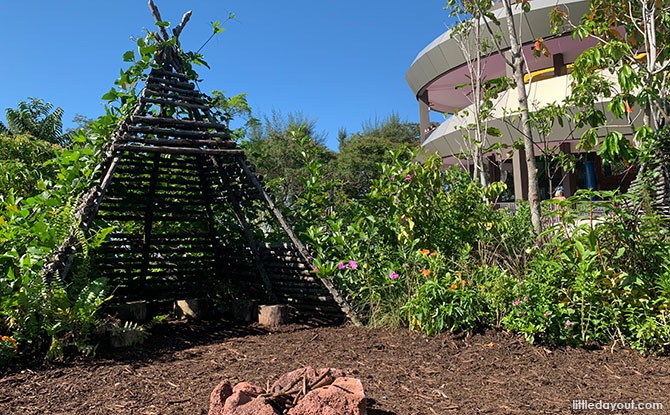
[208,367,367,415]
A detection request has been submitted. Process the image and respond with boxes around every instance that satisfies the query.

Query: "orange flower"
[461,279,467,286]
[419,249,431,256]
[449,284,459,290]
[421,269,431,277]
[624,100,633,113]
[1,336,17,349]
[429,252,436,257]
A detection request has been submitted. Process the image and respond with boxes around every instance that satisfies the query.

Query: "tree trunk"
[502,0,542,234]
[258,304,289,326]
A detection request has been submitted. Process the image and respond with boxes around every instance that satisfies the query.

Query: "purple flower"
[565,320,574,327]
[404,175,412,182]
[390,175,396,181]
[338,262,346,270]
[513,300,521,306]
[348,260,358,270]
[544,311,551,317]
[389,271,399,280]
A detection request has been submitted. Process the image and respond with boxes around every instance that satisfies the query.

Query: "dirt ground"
[1,320,669,415]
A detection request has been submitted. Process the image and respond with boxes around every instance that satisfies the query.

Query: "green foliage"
[258,130,670,353]
[0,134,61,197]
[552,0,670,164]
[304,147,516,325]
[0,117,112,364]
[333,114,419,198]
[503,191,670,352]
[208,90,258,142]
[403,249,488,335]
[2,98,73,146]
[243,111,335,211]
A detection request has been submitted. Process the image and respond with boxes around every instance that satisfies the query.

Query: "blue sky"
[0,1,451,150]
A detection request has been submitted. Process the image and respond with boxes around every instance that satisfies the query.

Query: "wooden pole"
[148,0,170,41]
[236,156,363,326]
[209,155,278,303]
[173,11,192,39]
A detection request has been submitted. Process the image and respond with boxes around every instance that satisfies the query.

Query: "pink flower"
[513,300,521,306]
[404,175,412,182]
[389,271,399,280]
[348,260,358,270]
[390,175,396,181]
[517,280,524,285]
[338,262,346,270]
[312,265,319,272]
[565,320,574,327]
[523,297,529,302]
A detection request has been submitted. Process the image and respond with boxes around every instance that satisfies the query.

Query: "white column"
[419,99,430,144]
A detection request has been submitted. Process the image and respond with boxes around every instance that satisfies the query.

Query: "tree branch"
[148,0,170,41]
[173,10,192,39]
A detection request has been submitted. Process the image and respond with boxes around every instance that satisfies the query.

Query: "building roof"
[406,0,592,114]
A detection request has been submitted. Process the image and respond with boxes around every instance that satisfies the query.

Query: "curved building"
[406,0,636,201]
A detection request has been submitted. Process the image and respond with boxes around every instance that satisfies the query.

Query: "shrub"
[503,191,670,352]
[291,140,670,353]
[0,131,111,363]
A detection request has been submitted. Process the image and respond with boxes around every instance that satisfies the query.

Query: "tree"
[243,110,335,207]
[444,0,544,233]
[2,98,72,146]
[208,90,259,142]
[552,0,670,215]
[446,0,501,188]
[333,114,419,198]
[0,133,60,197]
[499,0,542,233]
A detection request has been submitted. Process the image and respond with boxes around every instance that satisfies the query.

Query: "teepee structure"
[42,2,360,325]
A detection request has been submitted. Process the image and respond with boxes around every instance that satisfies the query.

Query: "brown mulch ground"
[1,320,669,415]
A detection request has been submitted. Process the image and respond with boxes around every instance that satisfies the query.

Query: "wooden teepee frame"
[42,1,361,325]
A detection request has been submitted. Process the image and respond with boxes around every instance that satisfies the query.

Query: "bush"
[503,191,670,352]
[304,148,515,326]
[0,131,111,364]
[0,134,61,197]
[288,140,670,353]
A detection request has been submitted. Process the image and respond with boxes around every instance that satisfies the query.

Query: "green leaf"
[155,21,170,28]
[486,127,502,137]
[212,20,225,34]
[101,88,119,101]
[122,50,135,62]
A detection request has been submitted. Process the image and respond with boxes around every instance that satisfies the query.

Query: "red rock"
[208,380,233,415]
[232,381,265,397]
[287,377,367,415]
[223,391,253,413]
[271,367,346,393]
[225,394,279,415]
